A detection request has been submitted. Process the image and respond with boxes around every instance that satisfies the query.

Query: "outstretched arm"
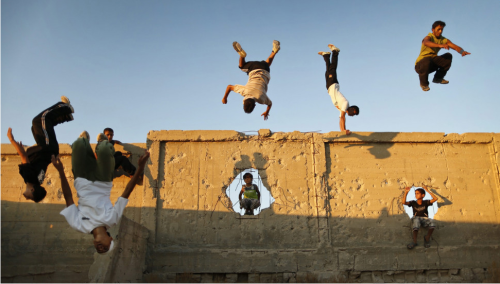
[402,187,411,205]
[261,103,272,120]
[121,151,150,199]
[222,85,234,104]
[339,112,351,135]
[423,186,439,204]
[51,155,74,207]
[7,128,29,164]
[422,36,450,50]
[446,40,471,57]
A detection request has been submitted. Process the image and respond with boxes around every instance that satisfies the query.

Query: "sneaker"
[97,133,107,143]
[61,96,74,113]
[232,41,247,58]
[328,44,340,52]
[79,131,90,140]
[432,79,449,84]
[272,40,280,53]
[318,51,331,56]
[421,85,430,91]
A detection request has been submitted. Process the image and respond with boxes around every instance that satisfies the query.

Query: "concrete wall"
[2,130,500,282]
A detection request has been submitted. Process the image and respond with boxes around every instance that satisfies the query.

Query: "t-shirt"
[233,69,272,106]
[415,33,448,65]
[243,184,258,199]
[60,177,128,234]
[18,147,52,186]
[406,200,432,217]
[327,83,349,117]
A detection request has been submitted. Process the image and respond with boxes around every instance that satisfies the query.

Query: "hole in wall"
[404,186,439,219]
[226,169,275,216]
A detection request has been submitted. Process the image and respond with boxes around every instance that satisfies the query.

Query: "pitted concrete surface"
[2,130,500,282]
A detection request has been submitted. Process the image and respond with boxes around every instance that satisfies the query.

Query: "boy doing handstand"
[318,44,359,134]
[402,186,439,249]
[238,173,261,215]
[222,40,280,120]
[7,96,74,202]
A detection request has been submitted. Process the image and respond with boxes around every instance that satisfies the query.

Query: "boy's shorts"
[240,198,261,210]
[412,216,436,231]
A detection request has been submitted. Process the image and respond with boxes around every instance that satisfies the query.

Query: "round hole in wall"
[226,169,275,216]
[403,186,439,219]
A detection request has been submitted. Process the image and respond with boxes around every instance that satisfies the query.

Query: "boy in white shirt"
[222,40,280,120]
[318,44,359,135]
[54,133,149,254]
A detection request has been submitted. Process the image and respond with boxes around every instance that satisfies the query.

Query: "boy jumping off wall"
[55,131,149,254]
[238,173,261,215]
[318,44,359,135]
[402,186,439,249]
[415,20,470,92]
[6,96,74,202]
[222,40,280,120]
[102,127,137,178]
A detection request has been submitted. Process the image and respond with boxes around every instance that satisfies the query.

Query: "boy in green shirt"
[238,173,261,215]
[415,20,470,91]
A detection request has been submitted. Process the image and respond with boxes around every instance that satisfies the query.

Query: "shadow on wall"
[2,200,499,282]
[326,132,400,159]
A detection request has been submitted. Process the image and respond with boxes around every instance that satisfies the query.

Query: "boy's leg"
[324,52,339,90]
[114,153,137,176]
[31,102,73,156]
[432,53,453,83]
[95,141,115,182]
[415,57,432,87]
[71,137,98,181]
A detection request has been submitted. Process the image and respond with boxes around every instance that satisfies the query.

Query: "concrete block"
[426,269,439,283]
[259,129,271,137]
[283,272,296,283]
[200,273,213,283]
[225,273,237,283]
[472,268,486,282]
[372,271,384,283]
[248,273,260,283]
[459,268,474,282]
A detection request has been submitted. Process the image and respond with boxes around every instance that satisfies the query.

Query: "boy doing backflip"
[415,20,471,91]
[7,96,74,202]
[55,132,150,253]
[318,44,359,135]
[238,173,261,215]
[222,40,280,120]
[402,186,439,249]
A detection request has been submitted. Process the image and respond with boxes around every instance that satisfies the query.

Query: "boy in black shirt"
[102,127,136,177]
[402,186,439,249]
[7,96,74,202]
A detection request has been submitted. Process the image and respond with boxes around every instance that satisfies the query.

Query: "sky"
[2,0,499,145]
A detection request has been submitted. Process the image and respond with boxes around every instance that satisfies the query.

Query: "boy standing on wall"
[402,186,439,249]
[222,40,280,120]
[238,173,261,215]
[54,132,149,254]
[318,44,359,135]
[6,96,74,202]
[415,20,470,91]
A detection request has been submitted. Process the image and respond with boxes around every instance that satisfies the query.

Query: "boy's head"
[243,98,256,114]
[103,127,114,142]
[23,183,47,203]
[414,187,426,200]
[243,173,253,183]
[347,105,359,116]
[432,21,446,38]
[93,227,114,254]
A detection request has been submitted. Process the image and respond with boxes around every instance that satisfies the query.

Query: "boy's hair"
[33,185,47,203]
[415,187,426,195]
[103,127,114,133]
[351,105,360,115]
[243,99,256,114]
[243,173,253,179]
[432,21,446,29]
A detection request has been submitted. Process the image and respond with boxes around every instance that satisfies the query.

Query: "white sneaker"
[61,96,74,113]
[96,133,107,143]
[328,44,340,52]
[233,41,247,58]
[79,131,90,140]
[318,51,331,56]
[272,40,280,53]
